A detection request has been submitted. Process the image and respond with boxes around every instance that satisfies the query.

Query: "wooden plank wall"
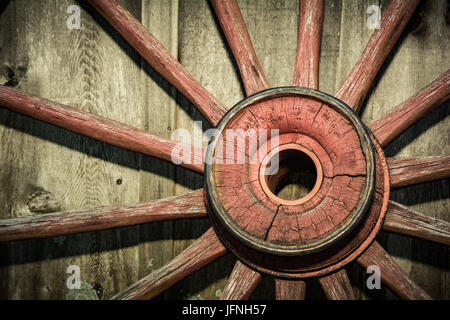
[0,0,448,299]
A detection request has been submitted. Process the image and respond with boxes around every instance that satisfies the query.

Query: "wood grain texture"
[292,0,324,89]
[0,0,146,300]
[0,189,206,242]
[211,0,269,95]
[336,0,420,112]
[318,269,355,300]
[368,69,450,147]
[320,0,449,300]
[87,0,228,126]
[383,200,450,246]
[0,85,204,173]
[237,0,299,89]
[357,241,432,300]
[220,260,262,300]
[359,0,449,300]
[317,0,342,96]
[388,156,450,189]
[275,278,306,300]
[169,0,241,300]
[135,0,179,299]
[112,228,227,300]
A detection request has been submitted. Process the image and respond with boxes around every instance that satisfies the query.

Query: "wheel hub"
[205,87,390,278]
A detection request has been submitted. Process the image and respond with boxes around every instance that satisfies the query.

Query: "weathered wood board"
[0,0,448,299]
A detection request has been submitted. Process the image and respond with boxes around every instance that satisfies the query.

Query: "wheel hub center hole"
[259,144,323,205]
[265,149,317,201]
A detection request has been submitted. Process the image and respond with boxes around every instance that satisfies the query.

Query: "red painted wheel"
[205,87,382,279]
[0,0,449,300]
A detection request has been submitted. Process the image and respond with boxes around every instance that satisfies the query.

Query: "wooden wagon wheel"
[0,0,449,300]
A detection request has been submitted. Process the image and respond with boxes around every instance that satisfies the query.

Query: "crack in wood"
[263,205,281,241]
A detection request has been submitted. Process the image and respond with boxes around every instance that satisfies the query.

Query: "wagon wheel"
[0,0,449,300]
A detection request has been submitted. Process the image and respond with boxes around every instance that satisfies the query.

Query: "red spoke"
[0,85,204,173]
[220,260,262,300]
[357,241,432,300]
[0,190,206,242]
[318,269,355,300]
[336,0,420,112]
[383,200,450,246]
[292,0,324,89]
[112,228,227,300]
[211,0,269,95]
[368,69,450,147]
[388,156,450,189]
[88,0,227,125]
[275,279,306,300]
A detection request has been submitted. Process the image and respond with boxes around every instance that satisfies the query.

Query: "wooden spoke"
[357,241,432,300]
[383,200,450,246]
[0,85,204,173]
[87,0,227,126]
[220,260,262,300]
[369,70,450,147]
[0,190,206,242]
[211,0,269,95]
[318,269,355,300]
[292,0,324,89]
[275,279,306,300]
[112,228,227,300]
[388,156,450,189]
[336,0,420,112]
